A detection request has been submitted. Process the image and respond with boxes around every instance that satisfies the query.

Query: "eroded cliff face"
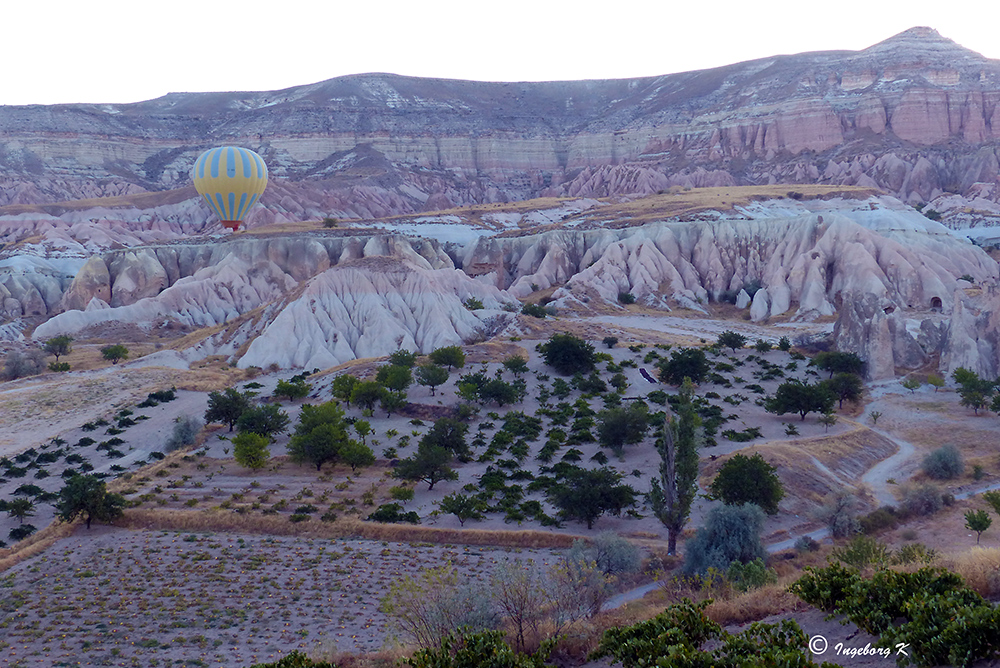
[3,28,1000,229]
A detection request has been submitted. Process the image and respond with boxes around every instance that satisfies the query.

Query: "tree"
[717,330,747,352]
[965,509,992,544]
[709,453,784,515]
[395,443,459,490]
[429,346,466,371]
[982,491,1000,518]
[753,339,772,353]
[657,348,709,385]
[812,351,864,378]
[901,378,921,394]
[548,467,637,529]
[480,378,523,407]
[204,388,252,431]
[683,504,767,574]
[927,374,945,392]
[389,350,418,368]
[420,418,471,462]
[56,474,126,529]
[538,333,596,375]
[3,349,45,380]
[43,335,73,362]
[777,336,792,351]
[100,344,129,365]
[380,390,408,417]
[602,336,619,349]
[377,364,413,394]
[765,379,835,420]
[954,371,995,414]
[818,411,837,432]
[439,493,485,526]
[236,403,290,439]
[648,379,701,555]
[502,355,529,377]
[341,440,376,471]
[351,381,388,411]
[416,364,449,396]
[596,403,649,455]
[232,432,271,470]
[922,444,963,480]
[275,378,311,402]
[823,373,864,408]
[6,497,35,524]
[288,423,347,471]
[331,374,360,405]
[354,419,372,445]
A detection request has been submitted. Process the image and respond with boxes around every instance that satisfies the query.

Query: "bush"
[367,503,420,524]
[521,303,548,318]
[726,557,776,592]
[602,336,618,349]
[390,486,415,501]
[902,482,944,516]
[538,333,596,375]
[831,535,893,570]
[683,503,766,574]
[3,349,45,380]
[794,536,820,553]
[166,416,202,451]
[922,444,963,480]
[709,453,784,514]
[568,531,640,575]
[617,292,635,305]
[48,361,71,372]
[817,491,861,538]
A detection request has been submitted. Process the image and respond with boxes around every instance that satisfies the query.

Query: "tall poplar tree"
[648,378,700,555]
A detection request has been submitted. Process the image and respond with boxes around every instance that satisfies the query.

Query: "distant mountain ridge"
[3,27,1000,228]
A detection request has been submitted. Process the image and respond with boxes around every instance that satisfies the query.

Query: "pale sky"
[6,0,998,106]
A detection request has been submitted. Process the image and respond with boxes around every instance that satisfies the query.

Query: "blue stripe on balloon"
[215,193,227,219]
[235,192,248,220]
[195,152,205,179]
[252,151,265,179]
[226,148,236,178]
[247,193,259,211]
[228,192,236,219]
[205,194,222,219]
[210,148,222,178]
[239,148,252,178]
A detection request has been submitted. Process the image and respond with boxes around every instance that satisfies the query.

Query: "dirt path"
[859,427,913,506]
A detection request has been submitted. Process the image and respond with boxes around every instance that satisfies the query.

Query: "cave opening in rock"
[930,296,942,309]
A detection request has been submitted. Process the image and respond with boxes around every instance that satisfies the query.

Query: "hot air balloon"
[192,146,268,231]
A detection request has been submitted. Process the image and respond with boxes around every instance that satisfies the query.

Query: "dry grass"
[0,186,197,216]
[0,519,78,572]
[116,509,579,549]
[940,547,1000,598]
[705,582,803,626]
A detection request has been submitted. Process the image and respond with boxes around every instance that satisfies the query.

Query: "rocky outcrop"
[832,293,928,380]
[239,257,516,369]
[58,255,111,312]
[4,28,1000,230]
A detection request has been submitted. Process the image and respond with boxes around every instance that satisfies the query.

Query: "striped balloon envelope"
[191,146,268,231]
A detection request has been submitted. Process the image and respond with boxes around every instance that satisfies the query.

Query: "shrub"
[683,503,766,574]
[367,503,420,524]
[617,292,636,305]
[48,362,71,372]
[902,482,944,516]
[166,416,202,451]
[922,444,963,480]
[816,491,861,538]
[709,453,784,514]
[538,333,596,375]
[521,303,547,318]
[568,531,640,575]
[3,350,45,380]
[726,557,777,592]
[831,535,893,570]
[389,486,415,501]
[602,336,618,349]
[858,506,898,534]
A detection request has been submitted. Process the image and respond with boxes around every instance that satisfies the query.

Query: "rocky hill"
[3,27,1000,234]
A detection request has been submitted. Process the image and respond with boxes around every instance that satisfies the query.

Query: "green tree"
[982,491,1000,517]
[709,453,784,515]
[818,411,837,432]
[648,379,700,555]
[717,330,747,352]
[813,351,864,378]
[657,348,710,385]
[480,378,523,407]
[965,509,992,544]
[765,379,835,420]
[596,402,649,455]
[380,390,408,417]
[538,333,596,375]
[548,467,637,529]
[351,381,387,411]
[6,497,35,525]
[377,364,413,394]
[389,350,418,368]
[236,403,290,439]
[232,432,271,470]
[420,418,471,462]
[274,378,311,402]
[354,419,372,445]
[341,440,376,471]
[204,387,252,431]
[395,443,459,490]
[56,474,126,529]
[602,336,619,349]
[502,355,529,377]
[429,345,466,371]
[927,374,945,392]
[952,370,995,415]
[777,336,792,351]
[416,364,449,396]
[439,492,486,526]
[902,378,921,394]
[823,373,864,408]
[753,339,772,353]
[43,335,73,362]
[288,423,347,471]
[331,374,360,405]
[100,344,129,365]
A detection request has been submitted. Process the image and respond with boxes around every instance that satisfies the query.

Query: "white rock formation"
[239,257,516,369]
